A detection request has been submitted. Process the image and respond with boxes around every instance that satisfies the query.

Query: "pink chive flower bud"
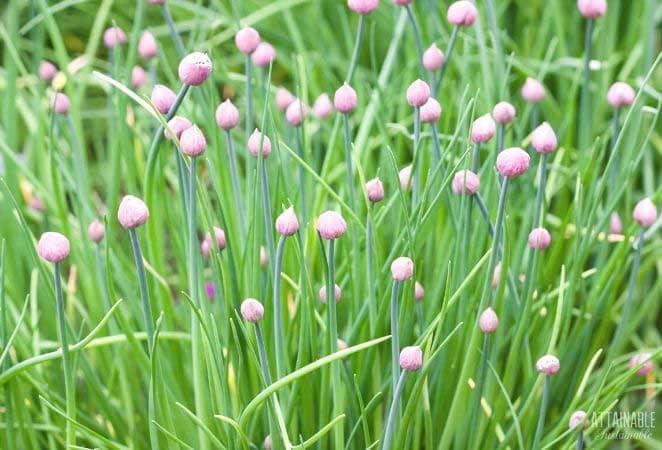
[39,60,58,82]
[164,116,192,140]
[178,52,213,86]
[138,31,158,60]
[241,298,264,323]
[263,435,273,450]
[313,93,333,119]
[276,88,295,112]
[202,227,227,258]
[52,93,70,115]
[531,122,558,153]
[393,0,413,5]
[422,44,445,71]
[88,219,105,243]
[38,232,70,263]
[577,0,607,18]
[366,177,385,203]
[536,355,560,376]
[259,246,268,267]
[491,263,502,288]
[414,281,424,302]
[103,26,127,48]
[399,165,413,191]
[391,256,414,281]
[334,83,358,114]
[632,197,657,228]
[180,125,207,157]
[131,66,147,88]
[492,101,516,124]
[235,27,260,54]
[628,353,653,376]
[406,79,431,108]
[251,42,276,67]
[275,207,299,236]
[496,147,530,178]
[348,0,379,15]
[205,282,216,300]
[569,411,588,430]
[29,197,45,213]
[201,236,212,258]
[319,284,341,303]
[316,211,347,240]
[399,346,423,371]
[528,227,552,250]
[420,98,442,124]
[118,195,149,229]
[479,307,499,333]
[471,114,497,143]
[607,82,635,108]
[212,227,227,250]
[151,84,177,114]
[452,170,480,195]
[215,99,240,130]
[521,78,545,104]
[286,100,308,127]
[610,212,623,234]
[447,1,479,27]
[247,128,272,158]
[337,339,349,351]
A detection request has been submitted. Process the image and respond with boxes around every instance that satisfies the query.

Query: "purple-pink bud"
[607,82,635,108]
[496,147,530,178]
[316,211,347,240]
[366,177,385,203]
[276,88,295,112]
[247,128,272,158]
[275,207,299,236]
[39,60,58,82]
[348,0,379,15]
[632,197,657,228]
[202,227,227,258]
[471,114,497,143]
[313,93,333,119]
[212,227,227,250]
[521,78,545,104]
[414,281,424,302]
[286,100,308,127]
[420,98,442,124]
[215,99,240,130]
[528,227,552,250]
[29,196,45,213]
[52,93,70,115]
[536,354,560,376]
[569,411,588,430]
[319,284,341,303]
[118,195,149,229]
[138,31,158,60]
[399,165,413,191]
[38,232,70,263]
[610,212,623,234]
[406,79,431,108]
[334,83,358,114]
[479,307,499,333]
[531,122,557,154]
[577,0,607,18]
[393,0,413,5]
[251,42,276,67]
[492,101,516,124]
[151,84,177,114]
[263,435,273,450]
[164,116,192,140]
[178,52,212,86]
[131,66,147,88]
[88,219,105,243]
[103,26,127,49]
[391,256,414,281]
[241,298,264,323]
[491,263,502,288]
[205,282,216,300]
[180,125,207,157]
[399,346,423,371]
[628,353,653,376]
[337,339,349,351]
[422,44,445,71]
[259,246,268,268]
[235,27,260,54]
[447,1,478,27]
[452,170,480,195]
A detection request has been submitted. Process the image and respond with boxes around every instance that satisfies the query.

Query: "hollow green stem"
[390,280,401,393]
[497,124,505,153]
[468,335,489,448]
[412,108,421,206]
[576,430,584,450]
[295,126,307,221]
[273,235,287,378]
[532,153,549,229]
[434,26,458,96]
[532,375,551,450]
[430,124,442,166]
[128,229,154,351]
[366,210,377,334]
[578,19,595,152]
[260,159,275,267]
[95,245,111,310]
[225,130,246,227]
[245,56,254,143]
[479,177,509,311]
[382,371,407,450]
[54,262,76,447]
[342,114,356,212]
[326,239,344,450]
[346,15,365,83]
[405,5,424,72]
[160,4,185,57]
[608,108,622,202]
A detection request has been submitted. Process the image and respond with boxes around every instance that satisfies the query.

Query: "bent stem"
[129,229,154,351]
[160,4,185,57]
[390,280,401,393]
[382,371,407,450]
[434,26,458,96]
[273,235,287,378]
[225,130,246,227]
[532,375,551,450]
[54,262,76,447]
[346,15,365,83]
